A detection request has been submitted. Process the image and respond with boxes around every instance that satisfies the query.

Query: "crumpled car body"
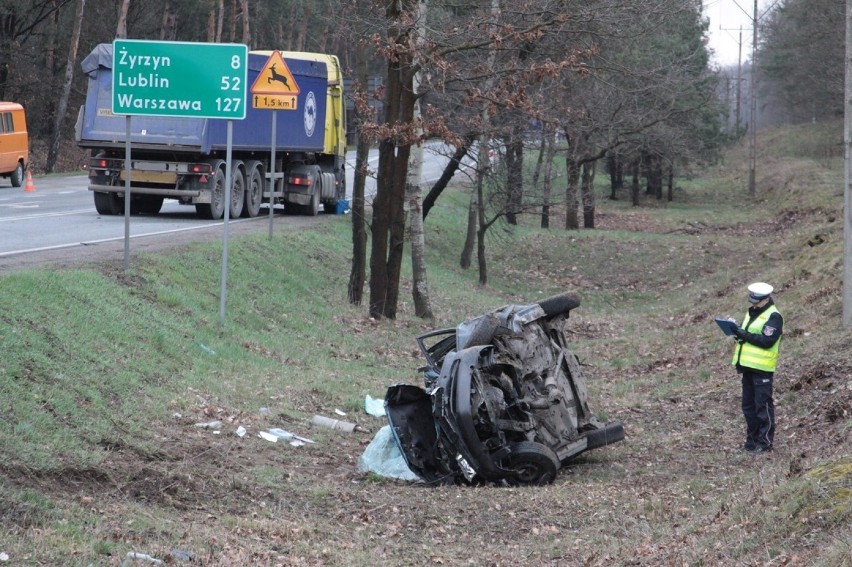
[385,293,624,486]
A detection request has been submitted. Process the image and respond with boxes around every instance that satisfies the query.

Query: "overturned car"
[385,293,624,486]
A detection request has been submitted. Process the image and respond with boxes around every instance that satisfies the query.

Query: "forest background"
[0,0,844,319]
[0,0,850,565]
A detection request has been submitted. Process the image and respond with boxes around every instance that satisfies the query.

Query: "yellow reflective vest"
[732,305,781,372]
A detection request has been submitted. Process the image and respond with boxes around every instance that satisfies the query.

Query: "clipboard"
[714,317,739,336]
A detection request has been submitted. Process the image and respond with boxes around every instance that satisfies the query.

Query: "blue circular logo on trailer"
[304,92,317,137]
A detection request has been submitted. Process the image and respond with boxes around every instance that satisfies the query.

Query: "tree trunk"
[284,3,296,49]
[240,0,250,46]
[348,10,370,307]
[368,0,415,319]
[228,0,237,42]
[631,158,640,206]
[505,131,524,225]
[206,2,215,41]
[115,0,130,38]
[476,174,488,285]
[565,156,580,229]
[667,164,674,202]
[608,152,618,200]
[46,0,85,173]
[317,1,333,53]
[216,0,224,42]
[408,0,433,320]
[581,159,596,228]
[531,127,547,189]
[540,128,556,228]
[160,1,177,40]
[295,3,311,51]
[460,181,478,269]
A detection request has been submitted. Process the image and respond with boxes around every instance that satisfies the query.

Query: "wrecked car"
[385,293,624,486]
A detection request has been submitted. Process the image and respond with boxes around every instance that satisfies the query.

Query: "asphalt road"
[0,144,474,273]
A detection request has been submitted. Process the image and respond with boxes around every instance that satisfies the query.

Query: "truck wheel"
[229,163,245,218]
[195,168,226,220]
[302,182,320,216]
[502,441,560,486]
[322,172,339,214]
[94,191,122,215]
[10,162,23,187]
[242,161,263,217]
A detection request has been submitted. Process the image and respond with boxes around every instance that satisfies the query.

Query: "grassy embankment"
[1,122,849,565]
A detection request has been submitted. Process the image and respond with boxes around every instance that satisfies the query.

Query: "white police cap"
[747,282,773,302]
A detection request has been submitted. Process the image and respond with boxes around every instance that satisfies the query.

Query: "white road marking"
[0,209,94,221]
[0,218,253,257]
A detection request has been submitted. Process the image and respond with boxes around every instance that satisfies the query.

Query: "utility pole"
[748,0,757,196]
[736,26,743,137]
[843,0,852,328]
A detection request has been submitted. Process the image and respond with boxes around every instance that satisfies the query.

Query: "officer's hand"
[732,326,745,339]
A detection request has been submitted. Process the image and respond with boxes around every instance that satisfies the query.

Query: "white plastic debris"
[197,343,216,355]
[123,551,164,565]
[258,431,278,442]
[334,408,347,416]
[358,425,420,481]
[364,394,386,417]
[194,420,222,430]
[269,428,314,444]
[235,426,247,438]
[0,552,9,562]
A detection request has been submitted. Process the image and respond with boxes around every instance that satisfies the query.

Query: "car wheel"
[503,441,560,485]
[10,162,23,187]
[538,293,581,317]
[460,314,500,348]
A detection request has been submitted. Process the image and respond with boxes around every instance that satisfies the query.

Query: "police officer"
[731,282,783,454]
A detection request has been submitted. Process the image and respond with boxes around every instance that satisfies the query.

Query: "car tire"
[538,293,581,318]
[460,314,500,348]
[503,441,560,485]
[10,162,23,187]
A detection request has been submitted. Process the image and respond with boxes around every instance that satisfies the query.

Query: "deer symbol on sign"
[268,64,290,89]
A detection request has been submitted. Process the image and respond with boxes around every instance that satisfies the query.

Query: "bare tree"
[115,0,130,38]
[161,0,176,40]
[0,1,72,99]
[240,0,250,46]
[408,0,433,319]
[348,1,374,307]
[45,0,85,173]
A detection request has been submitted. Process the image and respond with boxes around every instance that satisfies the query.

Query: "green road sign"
[112,39,247,119]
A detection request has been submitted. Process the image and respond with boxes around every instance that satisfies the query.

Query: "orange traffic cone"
[24,170,35,192]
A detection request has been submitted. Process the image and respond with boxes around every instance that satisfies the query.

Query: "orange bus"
[0,102,29,187]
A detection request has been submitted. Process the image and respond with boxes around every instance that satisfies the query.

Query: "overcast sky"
[705,0,761,67]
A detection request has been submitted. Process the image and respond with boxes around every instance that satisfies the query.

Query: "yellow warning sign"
[251,50,300,96]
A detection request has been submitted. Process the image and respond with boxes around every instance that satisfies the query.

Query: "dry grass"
[0,124,850,566]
